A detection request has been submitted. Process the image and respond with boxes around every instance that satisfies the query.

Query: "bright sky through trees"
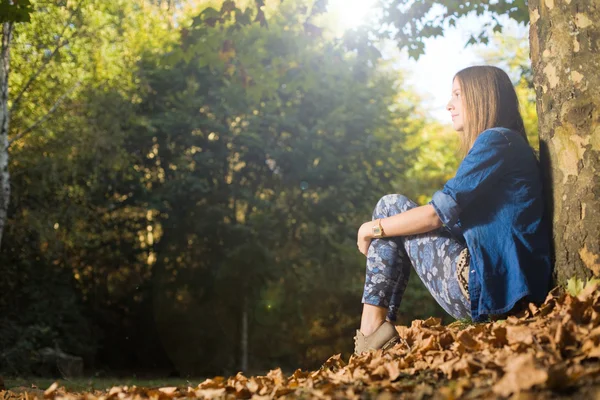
[326,1,528,122]
[326,0,378,32]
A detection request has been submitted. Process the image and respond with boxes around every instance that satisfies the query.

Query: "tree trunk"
[0,22,13,251]
[241,295,248,372]
[529,0,600,286]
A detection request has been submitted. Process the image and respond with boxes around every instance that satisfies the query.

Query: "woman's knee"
[373,194,413,218]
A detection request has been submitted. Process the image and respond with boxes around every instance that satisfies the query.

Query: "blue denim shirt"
[429,127,552,322]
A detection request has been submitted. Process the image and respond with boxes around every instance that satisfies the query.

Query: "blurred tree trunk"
[241,295,248,372]
[529,0,600,285]
[0,22,13,251]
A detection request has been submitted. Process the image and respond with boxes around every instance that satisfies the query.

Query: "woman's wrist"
[361,220,376,239]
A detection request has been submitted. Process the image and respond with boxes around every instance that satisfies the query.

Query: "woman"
[353,66,552,355]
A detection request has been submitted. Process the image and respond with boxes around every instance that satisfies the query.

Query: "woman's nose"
[446,100,453,111]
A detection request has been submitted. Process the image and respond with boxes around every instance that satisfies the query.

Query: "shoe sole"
[354,335,401,355]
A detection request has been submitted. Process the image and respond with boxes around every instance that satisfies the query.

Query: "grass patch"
[5,377,202,392]
[446,317,474,330]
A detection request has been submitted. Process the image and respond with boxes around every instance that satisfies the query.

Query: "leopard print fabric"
[456,248,471,302]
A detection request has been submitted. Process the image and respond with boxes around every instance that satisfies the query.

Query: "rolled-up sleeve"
[429,129,514,229]
[430,189,461,228]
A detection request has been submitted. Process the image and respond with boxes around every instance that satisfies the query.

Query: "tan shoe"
[353,321,400,355]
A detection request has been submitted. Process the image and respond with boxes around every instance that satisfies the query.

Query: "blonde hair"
[454,66,528,157]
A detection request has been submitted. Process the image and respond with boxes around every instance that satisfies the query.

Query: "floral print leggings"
[362,194,472,322]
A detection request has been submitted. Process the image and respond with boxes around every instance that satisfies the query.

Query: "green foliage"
[128,0,428,372]
[9,0,179,145]
[2,0,182,376]
[566,277,600,297]
[377,0,529,59]
[401,122,460,205]
[2,0,454,376]
[0,0,33,22]
[567,278,586,297]
[0,257,97,376]
[446,317,475,331]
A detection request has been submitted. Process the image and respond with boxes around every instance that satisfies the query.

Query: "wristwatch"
[372,219,386,238]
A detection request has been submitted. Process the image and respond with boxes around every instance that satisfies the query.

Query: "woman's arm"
[357,205,443,255]
[376,204,443,237]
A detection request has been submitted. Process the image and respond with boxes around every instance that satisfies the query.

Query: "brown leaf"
[44,383,59,398]
[414,335,439,354]
[438,377,472,398]
[554,320,577,351]
[437,358,460,378]
[194,388,226,398]
[492,354,549,397]
[396,326,411,340]
[510,392,541,400]
[577,282,599,302]
[197,378,224,389]
[371,364,389,379]
[457,330,480,350]
[437,331,454,349]
[422,317,442,327]
[505,325,534,345]
[490,324,507,346]
[245,378,260,393]
[537,301,556,317]
[588,325,600,340]
[322,353,346,372]
[274,387,295,396]
[413,360,429,371]
[266,368,285,386]
[413,383,433,400]
[384,361,402,381]
[528,302,539,316]
[351,367,370,381]
[108,386,122,396]
[25,286,600,400]
[157,387,176,395]
[291,368,308,380]
[440,356,483,378]
[564,295,589,323]
[584,343,600,359]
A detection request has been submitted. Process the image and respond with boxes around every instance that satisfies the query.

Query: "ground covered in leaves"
[4,284,600,399]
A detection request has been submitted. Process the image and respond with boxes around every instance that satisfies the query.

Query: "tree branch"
[9,2,81,113]
[8,81,81,147]
[9,40,71,112]
[1,22,14,135]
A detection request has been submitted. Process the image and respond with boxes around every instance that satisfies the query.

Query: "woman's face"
[446,78,464,132]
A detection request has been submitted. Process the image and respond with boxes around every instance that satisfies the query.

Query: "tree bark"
[529,0,600,285]
[0,22,13,251]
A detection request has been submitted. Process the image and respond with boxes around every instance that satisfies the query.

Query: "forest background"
[0,0,539,378]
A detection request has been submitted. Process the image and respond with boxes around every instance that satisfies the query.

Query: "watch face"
[372,226,382,236]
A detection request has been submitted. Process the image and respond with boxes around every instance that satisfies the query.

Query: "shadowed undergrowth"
[4,281,600,398]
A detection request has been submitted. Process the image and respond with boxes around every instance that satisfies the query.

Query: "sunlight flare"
[327,0,378,31]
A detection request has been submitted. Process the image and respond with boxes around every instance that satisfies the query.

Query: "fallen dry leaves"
[4,284,600,399]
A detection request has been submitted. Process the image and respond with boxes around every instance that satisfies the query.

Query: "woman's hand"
[357,221,374,256]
